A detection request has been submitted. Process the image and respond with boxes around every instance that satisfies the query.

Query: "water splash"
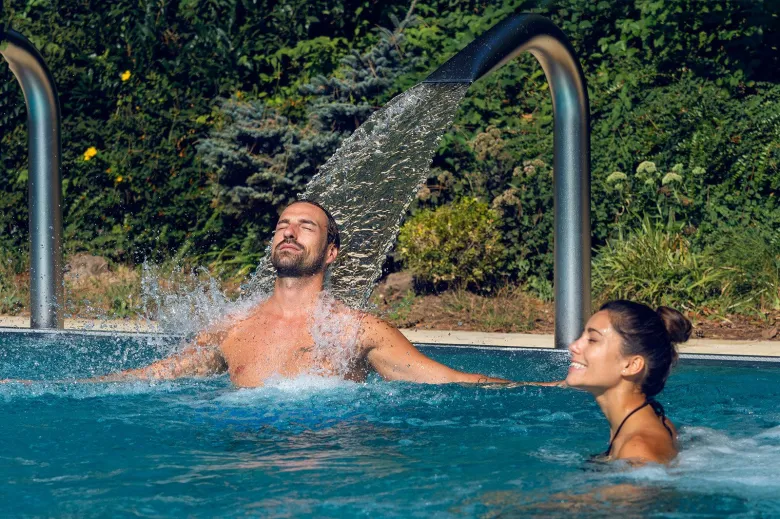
[245,83,469,308]
[137,83,468,366]
[139,262,268,338]
[308,293,362,377]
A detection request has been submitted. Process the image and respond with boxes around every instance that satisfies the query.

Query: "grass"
[593,218,780,320]
[0,255,246,321]
[64,265,143,319]
[592,219,725,314]
[705,228,780,315]
[0,249,28,315]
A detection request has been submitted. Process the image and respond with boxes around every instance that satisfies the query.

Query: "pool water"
[2,332,779,517]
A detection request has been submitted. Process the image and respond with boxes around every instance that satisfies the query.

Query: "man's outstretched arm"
[1,330,228,385]
[360,315,509,384]
[89,342,227,383]
[86,327,229,382]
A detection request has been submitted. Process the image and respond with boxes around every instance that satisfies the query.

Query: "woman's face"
[565,310,631,393]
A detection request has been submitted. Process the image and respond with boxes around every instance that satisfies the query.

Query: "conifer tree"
[197,8,419,256]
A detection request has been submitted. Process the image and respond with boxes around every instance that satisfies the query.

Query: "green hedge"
[1,0,401,263]
[1,0,778,298]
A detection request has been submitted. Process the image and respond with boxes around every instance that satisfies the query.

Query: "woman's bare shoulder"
[615,425,677,464]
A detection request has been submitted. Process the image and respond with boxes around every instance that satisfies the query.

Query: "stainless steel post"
[424,13,591,349]
[1,29,64,329]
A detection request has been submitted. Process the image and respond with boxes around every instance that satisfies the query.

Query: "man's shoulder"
[356,312,409,349]
[354,311,390,329]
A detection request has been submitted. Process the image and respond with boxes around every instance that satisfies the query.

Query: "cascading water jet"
[248,12,590,350]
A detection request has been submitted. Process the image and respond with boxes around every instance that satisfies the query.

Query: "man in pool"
[80,200,510,387]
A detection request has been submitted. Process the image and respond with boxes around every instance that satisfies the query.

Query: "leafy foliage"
[403,0,780,297]
[0,0,405,264]
[195,17,418,272]
[594,219,780,315]
[0,0,778,318]
[704,227,780,313]
[398,198,506,289]
[593,218,725,312]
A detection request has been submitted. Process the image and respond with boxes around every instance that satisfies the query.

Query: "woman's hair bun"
[656,306,692,344]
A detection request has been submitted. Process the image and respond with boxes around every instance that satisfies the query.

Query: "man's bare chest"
[217,318,320,385]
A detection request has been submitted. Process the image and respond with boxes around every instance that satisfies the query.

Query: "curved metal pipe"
[1,28,64,329]
[424,13,590,349]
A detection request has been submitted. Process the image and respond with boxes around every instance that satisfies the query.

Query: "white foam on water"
[602,425,780,498]
[532,448,584,465]
[755,424,780,440]
[214,373,361,406]
[538,411,575,422]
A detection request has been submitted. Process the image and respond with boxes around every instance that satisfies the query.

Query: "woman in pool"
[567,300,691,465]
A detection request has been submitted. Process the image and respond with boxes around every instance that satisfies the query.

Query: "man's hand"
[359,315,509,384]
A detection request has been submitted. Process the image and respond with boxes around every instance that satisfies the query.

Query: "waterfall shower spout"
[424,13,590,350]
[1,28,64,329]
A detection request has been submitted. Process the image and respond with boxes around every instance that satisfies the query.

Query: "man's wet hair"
[287,199,341,249]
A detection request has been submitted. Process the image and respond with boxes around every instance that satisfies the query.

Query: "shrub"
[398,198,505,290]
[0,249,28,315]
[595,217,780,317]
[593,218,724,312]
[704,227,780,314]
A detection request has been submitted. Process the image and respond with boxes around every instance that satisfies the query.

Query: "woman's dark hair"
[600,300,692,398]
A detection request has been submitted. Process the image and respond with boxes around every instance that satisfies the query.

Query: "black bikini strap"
[648,398,674,439]
[604,401,650,457]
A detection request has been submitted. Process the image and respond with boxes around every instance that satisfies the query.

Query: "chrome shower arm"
[424,13,591,349]
[1,28,64,329]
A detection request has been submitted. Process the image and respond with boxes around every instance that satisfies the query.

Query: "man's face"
[270,203,337,277]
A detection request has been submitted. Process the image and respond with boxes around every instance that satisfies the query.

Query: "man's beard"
[271,239,328,278]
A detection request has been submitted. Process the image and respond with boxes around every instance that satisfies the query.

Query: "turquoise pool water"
[2,332,779,517]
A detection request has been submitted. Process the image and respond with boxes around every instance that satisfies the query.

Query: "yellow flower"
[235,90,243,99]
[121,70,131,82]
[116,176,123,183]
[83,147,98,161]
